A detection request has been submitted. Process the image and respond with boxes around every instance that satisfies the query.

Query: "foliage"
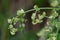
[7,0,60,40]
[8,5,45,35]
[37,10,59,40]
[7,5,60,40]
[34,0,46,7]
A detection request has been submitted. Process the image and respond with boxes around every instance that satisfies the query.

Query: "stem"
[25,7,59,13]
[56,27,59,40]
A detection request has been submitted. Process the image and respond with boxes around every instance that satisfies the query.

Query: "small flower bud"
[17,9,25,16]
[8,24,13,29]
[8,19,12,23]
[50,0,58,7]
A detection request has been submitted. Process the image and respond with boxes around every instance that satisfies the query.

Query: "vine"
[7,4,60,40]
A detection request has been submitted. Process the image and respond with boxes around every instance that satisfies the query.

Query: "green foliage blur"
[34,0,48,7]
[0,0,12,40]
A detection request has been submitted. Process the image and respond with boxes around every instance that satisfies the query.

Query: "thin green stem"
[25,7,59,13]
[56,28,59,40]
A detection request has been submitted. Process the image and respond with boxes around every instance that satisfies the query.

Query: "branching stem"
[25,7,59,13]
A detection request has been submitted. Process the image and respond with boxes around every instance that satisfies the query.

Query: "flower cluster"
[31,5,46,25]
[8,9,25,35]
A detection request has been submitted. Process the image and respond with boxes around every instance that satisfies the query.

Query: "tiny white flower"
[10,31,15,35]
[11,28,18,32]
[12,17,19,25]
[43,12,46,16]
[8,19,12,23]
[17,9,25,16]
[22,23,25,27]
[8,24,13,29]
